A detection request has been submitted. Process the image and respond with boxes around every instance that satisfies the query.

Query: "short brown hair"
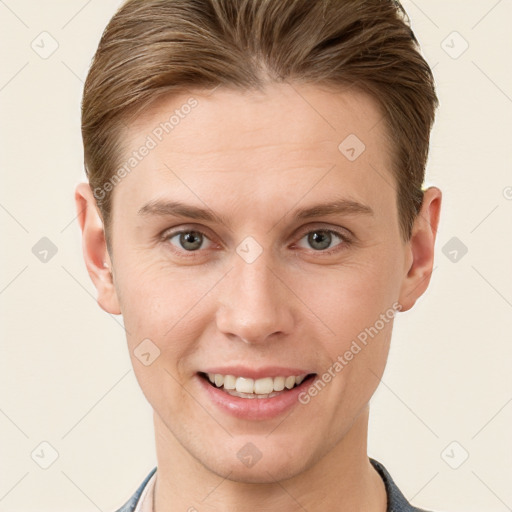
[81,0,438,245]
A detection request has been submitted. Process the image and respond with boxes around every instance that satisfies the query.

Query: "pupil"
[309,231,331,250]
[181,231,202,251]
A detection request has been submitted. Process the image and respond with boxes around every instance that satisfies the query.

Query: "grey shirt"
[115,458,432,512]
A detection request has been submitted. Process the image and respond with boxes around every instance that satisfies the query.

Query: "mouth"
[198,371,317,399]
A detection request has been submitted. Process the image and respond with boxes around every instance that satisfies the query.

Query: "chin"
[202,446,310,485]
[218,462,301,485]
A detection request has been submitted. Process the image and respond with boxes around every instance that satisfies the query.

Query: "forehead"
[130,82,389,156]
[114,83,396,220]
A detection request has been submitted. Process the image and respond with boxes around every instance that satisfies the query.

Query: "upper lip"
[200,366,315,379]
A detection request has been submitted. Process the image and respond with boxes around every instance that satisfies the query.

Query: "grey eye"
[169,231,211,251]
[297,230,344,251]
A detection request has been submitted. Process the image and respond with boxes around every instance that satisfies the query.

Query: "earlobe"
[398,187,442,312]
[74,182,121,315]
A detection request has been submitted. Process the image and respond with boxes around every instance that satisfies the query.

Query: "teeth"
[236,377,254,394]
[285,376,295,389]
[206,373,309,395]
[223,374,236,390]
[254,377,274,394]
[273,376,285,391]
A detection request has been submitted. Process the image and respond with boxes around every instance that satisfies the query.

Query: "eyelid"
[160,224,216,242]
[294,222,353,239]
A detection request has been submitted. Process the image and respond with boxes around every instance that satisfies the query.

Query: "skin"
[75,82,441,511]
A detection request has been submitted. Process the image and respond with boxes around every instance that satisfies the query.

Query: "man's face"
[106,83,412,482]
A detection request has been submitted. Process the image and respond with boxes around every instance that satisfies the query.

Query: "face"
[82,83,431,483]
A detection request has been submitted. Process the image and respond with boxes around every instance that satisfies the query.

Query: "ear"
[75,182,121,315]
[398,186,442,312]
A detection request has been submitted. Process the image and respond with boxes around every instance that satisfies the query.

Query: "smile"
[203,372,312,398]
[197,365,318,419]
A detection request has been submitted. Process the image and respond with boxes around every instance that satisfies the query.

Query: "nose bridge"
[216,245,293,344]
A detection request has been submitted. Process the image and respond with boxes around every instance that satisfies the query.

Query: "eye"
[160,226,351,258]
[295,229,349,254]
[165,229,213,252]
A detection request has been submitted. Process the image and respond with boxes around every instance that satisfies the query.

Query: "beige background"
[1,0,511,511]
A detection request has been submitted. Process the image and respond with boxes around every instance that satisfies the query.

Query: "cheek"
[115,256,180,324]
[328,261,399,395]
[298,257,400,346]
[115,261,215,362]
[117,268,207,410]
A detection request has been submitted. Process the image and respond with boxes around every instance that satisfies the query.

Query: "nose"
[215,250,295,345]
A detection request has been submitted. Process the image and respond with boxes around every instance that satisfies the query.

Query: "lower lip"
[197,374,316,421]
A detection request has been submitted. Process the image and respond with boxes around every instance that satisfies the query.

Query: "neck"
[152,406,386,512]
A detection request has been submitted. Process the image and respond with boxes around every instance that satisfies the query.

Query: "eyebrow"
[295,199,374,219]
[137,198,374,225]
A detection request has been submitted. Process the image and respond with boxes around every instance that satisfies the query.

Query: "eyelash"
[160,226,353,258]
